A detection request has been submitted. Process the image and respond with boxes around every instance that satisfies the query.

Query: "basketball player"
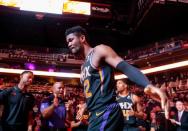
[116,79,144,131]
[65,25,169,131]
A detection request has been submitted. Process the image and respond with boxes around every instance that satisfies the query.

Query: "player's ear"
[80,35,86,42]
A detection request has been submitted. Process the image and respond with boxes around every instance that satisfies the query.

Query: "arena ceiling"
[0,0,188,54]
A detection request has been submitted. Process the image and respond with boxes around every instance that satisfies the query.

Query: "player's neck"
[119,90,129,97]
[84,45,93,58]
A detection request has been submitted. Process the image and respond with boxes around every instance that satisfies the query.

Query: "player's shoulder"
[95,44,110,49]
[94,44,113,54]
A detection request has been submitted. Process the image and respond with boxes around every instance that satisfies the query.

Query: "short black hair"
[119,79,127,84]
[117,79,130,85]
[175,99,184,103]
[21,71,33,76]
[116,79,131,89]
[65,25,87,37]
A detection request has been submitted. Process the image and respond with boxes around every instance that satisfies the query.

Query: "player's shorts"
[88,102,124,131]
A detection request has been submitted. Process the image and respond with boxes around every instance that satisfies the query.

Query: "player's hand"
[144,84,169,119]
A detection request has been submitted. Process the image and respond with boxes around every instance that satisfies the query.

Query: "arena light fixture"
[0,68,80,78]
[20,0,64,14]
[0,0,21,7]
[63,0,91,15]
[1,0,91,15]
[0,60,188,79]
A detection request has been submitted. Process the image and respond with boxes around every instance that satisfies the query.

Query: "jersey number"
[84,79,92,98]
[122,110,129,120]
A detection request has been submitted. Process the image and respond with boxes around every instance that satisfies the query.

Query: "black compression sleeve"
[116,61,150,88]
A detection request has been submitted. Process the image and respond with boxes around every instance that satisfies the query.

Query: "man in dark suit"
[170,100,188,131]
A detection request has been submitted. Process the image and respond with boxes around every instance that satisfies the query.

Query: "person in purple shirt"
[40,82,67,131]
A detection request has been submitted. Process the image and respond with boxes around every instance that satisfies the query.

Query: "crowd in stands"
[0,47,83,67]
[1,34,188,67]
[124,37,188,62]
[0,70,188,130]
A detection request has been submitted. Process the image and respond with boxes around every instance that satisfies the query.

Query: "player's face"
[176,101,184,111]
[66,33,82,54]
[20,73,34,86]
[116,80,127,92]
